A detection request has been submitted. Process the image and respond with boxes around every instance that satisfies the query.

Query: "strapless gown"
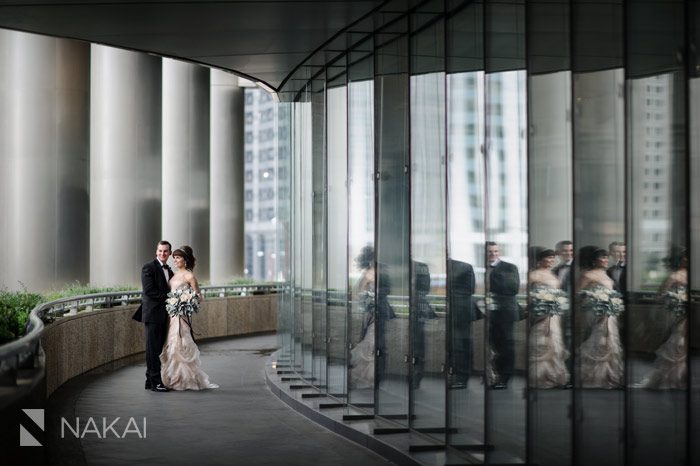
[160,315,219,390]
[578,285,624,389]
[638,317,687,389]
[529,314,570,388]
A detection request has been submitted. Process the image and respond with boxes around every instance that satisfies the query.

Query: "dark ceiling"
[0,0,383,91]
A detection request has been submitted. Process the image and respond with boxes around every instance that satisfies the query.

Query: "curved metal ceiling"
[0,0,383,91]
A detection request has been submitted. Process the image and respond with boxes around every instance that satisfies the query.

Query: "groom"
[138,240,173,392]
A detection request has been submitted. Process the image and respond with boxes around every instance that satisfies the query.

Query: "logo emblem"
[20,409,44,447]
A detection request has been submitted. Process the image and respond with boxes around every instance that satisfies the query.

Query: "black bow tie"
[162,264,171,270]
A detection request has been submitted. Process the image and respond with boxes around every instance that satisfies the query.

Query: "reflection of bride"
[577,247,625,389]
[528,248,570,388]
[349,246,377,390]
[638,249,688,389]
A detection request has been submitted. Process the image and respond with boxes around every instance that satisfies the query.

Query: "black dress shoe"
[490,382,508,390]
[151,383,170,392]
[145,381,152,390]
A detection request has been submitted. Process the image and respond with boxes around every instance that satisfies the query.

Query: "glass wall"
[276,1,699,463]
[410,0,447,438]
[347,39,376,406]
[326,78,348,397]
[375,15,411,422]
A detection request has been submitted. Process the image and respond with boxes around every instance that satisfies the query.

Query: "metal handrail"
[0,283,284,392]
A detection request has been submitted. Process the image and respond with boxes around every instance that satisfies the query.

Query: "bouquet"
[529,286,568,317]
[165,287,201,317]
[663,285,688,318]
[578,286,624,317]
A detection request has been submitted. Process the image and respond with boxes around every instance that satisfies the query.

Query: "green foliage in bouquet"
[579,286,624,317]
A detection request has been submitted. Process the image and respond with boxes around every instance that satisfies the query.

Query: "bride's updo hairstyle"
[172,245,196,270]
[528,246,555,270]
[578,245,607,271]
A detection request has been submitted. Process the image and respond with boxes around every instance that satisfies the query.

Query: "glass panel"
[446,0,485,459]
[447,70,486,458]
[691,5,700,460]
[348,50,376,407]
[277,101,294,362]
[311,79,327,389]
[626,70,687,466]
[526,70,573,466]
[375,19,410,422]
[409,1,446,440]
[571,3,624,464]
[626,2,687,463]
[572,68,625,466]
[484,70,528,464]
[690,60,700,466]
[327,83,348,397]
[298,90,314,381]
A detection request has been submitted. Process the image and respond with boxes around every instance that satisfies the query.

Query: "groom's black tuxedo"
[141,259,173,324]
[488,260,520,385]
[141,258,173,388]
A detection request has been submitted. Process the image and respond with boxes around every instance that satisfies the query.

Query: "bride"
[577,246,625,389]
[528,248,569,388]
[160,245,219,390]
[638,248,688,389]
[349,246,377,390]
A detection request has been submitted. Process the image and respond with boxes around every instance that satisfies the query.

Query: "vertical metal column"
[0,30,89,291]
[209,70,245,282]
[90,45,162,286]
[162,59,211,279]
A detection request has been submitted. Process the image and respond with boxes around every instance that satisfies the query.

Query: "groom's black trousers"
[145,321,167,385]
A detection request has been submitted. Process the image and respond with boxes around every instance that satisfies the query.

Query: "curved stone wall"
[41,294,278,397]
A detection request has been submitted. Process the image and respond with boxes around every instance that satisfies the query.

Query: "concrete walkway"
[46,334,394,466]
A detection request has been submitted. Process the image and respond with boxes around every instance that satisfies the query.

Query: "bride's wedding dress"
[578,283,624,389]
[528,283,570,388]
[638,284,688,389]
[160,286,218,391]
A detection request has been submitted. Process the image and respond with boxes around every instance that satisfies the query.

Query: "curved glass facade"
[276,1,699,465]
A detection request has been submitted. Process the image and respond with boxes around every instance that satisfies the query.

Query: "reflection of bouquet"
[529,286,567,317]
[166,287,201,317]
[579,286,624,317]
[664,285,688,318]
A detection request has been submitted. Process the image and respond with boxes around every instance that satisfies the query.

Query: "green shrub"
[227,277,260,285]
[0,291,43,345]
[43,282,135,302]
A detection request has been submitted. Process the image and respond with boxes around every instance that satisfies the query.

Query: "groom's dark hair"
[158,240,172,252]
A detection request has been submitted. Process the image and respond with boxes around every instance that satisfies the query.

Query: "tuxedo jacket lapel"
[153,259,168,291]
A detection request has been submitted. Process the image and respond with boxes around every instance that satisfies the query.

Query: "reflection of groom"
[486,241,520,390]
[138,240,173,392]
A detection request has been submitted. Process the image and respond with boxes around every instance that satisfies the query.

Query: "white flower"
[167,297,178,305]
[181,292,192,302]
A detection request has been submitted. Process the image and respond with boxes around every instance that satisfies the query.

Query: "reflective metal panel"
[162,59,210,279]
[210,70,244,282]
[90,45,162,286]
[0,30,89,291]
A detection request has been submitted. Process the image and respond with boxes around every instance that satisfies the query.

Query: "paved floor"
[46,334,394,466]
